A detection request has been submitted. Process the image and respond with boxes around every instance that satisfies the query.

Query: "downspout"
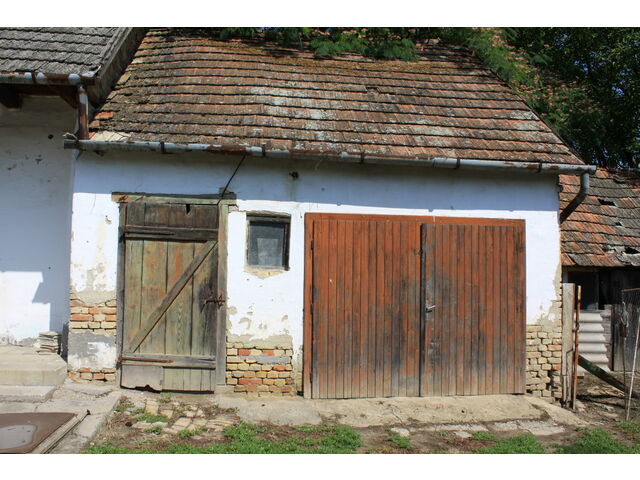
[559,172,590,223]
[76,85,89,140]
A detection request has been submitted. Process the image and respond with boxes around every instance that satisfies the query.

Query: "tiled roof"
[89,28,583,166]
[0,28,126,75]
[560,169,640,267]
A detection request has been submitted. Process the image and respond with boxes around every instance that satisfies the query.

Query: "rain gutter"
[0,72,93,139]
[0,72,96,86]
[63,138,597,176]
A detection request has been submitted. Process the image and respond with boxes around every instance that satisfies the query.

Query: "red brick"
[281,386,292,393]
[238,349,251,356]
[273,365,285,371]
[77,368,90,373]
[104,315,117,322]
[70,300,85,307]
[261,349,274,356]
[71,314,92,321]
[238,377,262,385]
[89,307,101,314]
[246,385,258,392]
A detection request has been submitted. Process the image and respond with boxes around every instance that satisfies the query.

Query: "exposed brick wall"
[68,368,116,383]
[69,295,117,334]
[68,292,117,382]
[526,324,562,401]
[226,342,295,396]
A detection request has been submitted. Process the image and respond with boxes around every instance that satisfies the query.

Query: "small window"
[247,215,290,269]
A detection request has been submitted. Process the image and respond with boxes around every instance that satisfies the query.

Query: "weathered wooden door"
[304,213,526,399]
[305,215,422,399]
[119,200,224,391]
[421,222,526,396]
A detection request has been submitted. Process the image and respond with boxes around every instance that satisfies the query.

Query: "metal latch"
[425,304,436,313]
[204,294,225,307]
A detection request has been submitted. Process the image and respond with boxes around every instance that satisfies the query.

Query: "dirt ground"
[87,374,640,454]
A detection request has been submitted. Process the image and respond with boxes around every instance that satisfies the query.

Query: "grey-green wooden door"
[119,202,221,391]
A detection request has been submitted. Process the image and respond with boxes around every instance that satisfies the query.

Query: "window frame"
[245,214,291,270]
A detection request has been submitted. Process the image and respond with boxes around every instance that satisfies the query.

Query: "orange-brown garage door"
[303,214,526,399]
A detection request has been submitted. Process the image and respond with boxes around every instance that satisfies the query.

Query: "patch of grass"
[471,431,497,442]
[114,401,134,413]
[86,422,361,454]
[386,432,411,450]
[135,413,169,424]
[556,428,640,454]
[130,408,145,416]
[618,419,640,442]
[158,393,172,404]
[476,434,546,454]
[177,426,207,439]
[145,425,163,435]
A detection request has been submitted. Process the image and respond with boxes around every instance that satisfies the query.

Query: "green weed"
[86,422,361,454]
[617,419,640,442]
[386,432,411,450]
[476,434,546,454]
[177,426,207,438]
[556,428,640,454]
[114,401,134,413]
[158,393,172,404]
[145,425,163,435]
[471,431,497,442]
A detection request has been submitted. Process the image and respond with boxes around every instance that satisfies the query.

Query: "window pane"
[248,220,287,267]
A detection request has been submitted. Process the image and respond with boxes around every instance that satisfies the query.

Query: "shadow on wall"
[0,97,75,343]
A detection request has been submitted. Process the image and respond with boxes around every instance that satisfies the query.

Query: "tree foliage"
[217,27,640,168]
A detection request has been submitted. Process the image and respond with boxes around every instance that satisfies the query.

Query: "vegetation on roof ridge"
[211,27,640,169]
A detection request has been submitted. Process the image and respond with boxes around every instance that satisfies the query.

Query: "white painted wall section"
[0,97,75,343]
[71,152,563,368]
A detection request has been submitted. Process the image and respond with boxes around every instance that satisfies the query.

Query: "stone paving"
[0,379,122,453]
[1,380,589,452]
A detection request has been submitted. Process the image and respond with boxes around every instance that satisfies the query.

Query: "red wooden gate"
[304,214,526,399]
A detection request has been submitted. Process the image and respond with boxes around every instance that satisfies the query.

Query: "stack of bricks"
[226,343,295,396]
[68,368,116,383]
[69,295,117,334]
[526,323,562,400]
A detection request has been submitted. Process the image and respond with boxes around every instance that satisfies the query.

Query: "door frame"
[303,212,525,398]
[113,193,234,388]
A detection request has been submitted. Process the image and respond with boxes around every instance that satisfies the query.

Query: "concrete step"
[0,385,56,402]
[0,346,67,386]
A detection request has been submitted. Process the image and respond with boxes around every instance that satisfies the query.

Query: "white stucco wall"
[0,97,75,343]
[70,152,562,369]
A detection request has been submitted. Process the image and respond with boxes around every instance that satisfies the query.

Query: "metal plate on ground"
[0,412,75,453]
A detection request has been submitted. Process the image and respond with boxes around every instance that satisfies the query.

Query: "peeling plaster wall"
[0,97,75,344]
[71,152,562,373]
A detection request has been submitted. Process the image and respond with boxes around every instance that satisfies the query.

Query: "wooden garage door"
[304,214,526,399]
[422,223,526,396]
[119,200,224,392]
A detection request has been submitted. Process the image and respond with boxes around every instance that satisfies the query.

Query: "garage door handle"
[425,305,436,313]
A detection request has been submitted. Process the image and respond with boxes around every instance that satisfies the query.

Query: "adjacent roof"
[0,28,128,76]
[561,169,640,268]
[89,28,584,166]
